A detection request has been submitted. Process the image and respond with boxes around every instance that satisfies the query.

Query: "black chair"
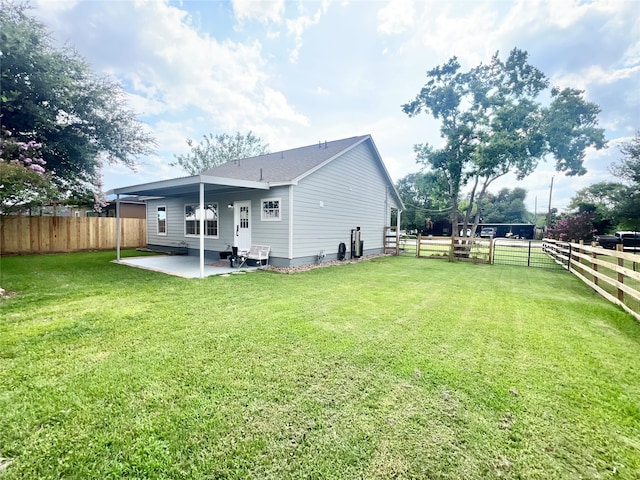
[229,246,239,268]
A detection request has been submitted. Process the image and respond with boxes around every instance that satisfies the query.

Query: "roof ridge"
[225,134,370,164]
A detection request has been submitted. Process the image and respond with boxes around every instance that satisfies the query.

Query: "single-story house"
[112,135,404,276]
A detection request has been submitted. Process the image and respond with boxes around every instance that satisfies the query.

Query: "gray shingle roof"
[201,135,370,184]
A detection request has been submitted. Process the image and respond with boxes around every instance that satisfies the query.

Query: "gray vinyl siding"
[145,187,291,259]
[292,142,398,259]
[251,186,290,258]
[142,139,399,267]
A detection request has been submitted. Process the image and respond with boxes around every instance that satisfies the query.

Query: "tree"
[610,131,640,229]
[546,211,596,242]
[0,128,54,214]
[480,188,532,224]
[0,2,155,205]
[171,131,270,175]
[568,182,627,234]
[402,48,606,240]
[395,171,450,232]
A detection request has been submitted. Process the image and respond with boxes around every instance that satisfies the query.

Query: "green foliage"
[395,171,449,231]
[544,87,607,175]
[566,132,640,232]
[402,48,606,236]
[546,211,596,242]
[0,162,53,215]
[610,131,640,229]
[171,131,269,175]
[1,252,639,478]
[568,182,627,234]
[480,187,532,223]
[0,2,155,200]
[0,127,55,214]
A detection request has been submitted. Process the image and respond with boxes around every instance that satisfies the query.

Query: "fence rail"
[382,231,640,321]
[383,230,492,263]
[1,216,147,255]
[541,239,640,321]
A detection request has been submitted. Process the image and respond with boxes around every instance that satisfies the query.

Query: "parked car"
[596,231,640,250]
[480,227,497,238]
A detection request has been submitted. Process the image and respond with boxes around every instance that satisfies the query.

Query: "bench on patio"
[235,245,271,268]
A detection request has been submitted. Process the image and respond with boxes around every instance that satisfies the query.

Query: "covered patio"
[111,174,269,278]
[115,254,260,279]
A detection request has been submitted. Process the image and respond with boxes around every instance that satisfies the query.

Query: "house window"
[261,198,281,221]
[157,206,167,235]
[184,203,218,237]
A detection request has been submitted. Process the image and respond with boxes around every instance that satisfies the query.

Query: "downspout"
[116,193,121,261]
[199,182,205,278]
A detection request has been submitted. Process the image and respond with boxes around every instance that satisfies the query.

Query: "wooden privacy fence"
[0,216,147,255]
[543,239,640,321]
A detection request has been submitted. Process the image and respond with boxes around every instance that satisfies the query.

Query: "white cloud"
[377,0,415,35]
[412,1,501,66]
[262,88,309,125]
[551,65,640,91]
[28,0,639,205]
[232,0,285,24]
[35,1,308,129]
[285,0,330,63]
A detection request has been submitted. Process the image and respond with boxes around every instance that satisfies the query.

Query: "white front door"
[234,200,251,251]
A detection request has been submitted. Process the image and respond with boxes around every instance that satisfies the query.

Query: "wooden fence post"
[449,236,454,262]
[590,241,598,286]
[489,237,494,264]
[617,244,624,302]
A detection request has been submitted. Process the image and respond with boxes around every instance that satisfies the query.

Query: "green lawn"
[1,251,639,479]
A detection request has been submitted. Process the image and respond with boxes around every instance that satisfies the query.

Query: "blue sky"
[32,0,640,214]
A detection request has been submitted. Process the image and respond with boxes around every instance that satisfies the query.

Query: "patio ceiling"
[109,174,270,198]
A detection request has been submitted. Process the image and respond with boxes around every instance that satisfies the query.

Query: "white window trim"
[157,205,167,236]
[184,202,219,238]
[261,197,282,221]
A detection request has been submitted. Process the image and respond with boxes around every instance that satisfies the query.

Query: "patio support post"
[199,182,205,278]
[116,193,121,261]
[396,208,402,256]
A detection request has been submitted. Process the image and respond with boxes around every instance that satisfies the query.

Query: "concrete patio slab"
[114,255,259,278]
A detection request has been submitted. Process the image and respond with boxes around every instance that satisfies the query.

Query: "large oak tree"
[402,48,606,238]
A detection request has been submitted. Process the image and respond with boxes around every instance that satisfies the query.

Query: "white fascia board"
[198,175,270,190]
[111,175,200,195]
[269,180,297,187]
[111,175,270,196]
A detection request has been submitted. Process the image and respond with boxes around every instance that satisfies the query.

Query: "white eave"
[109,174,270,198]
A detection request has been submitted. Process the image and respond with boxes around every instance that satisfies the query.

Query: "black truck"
[596,231,640,250]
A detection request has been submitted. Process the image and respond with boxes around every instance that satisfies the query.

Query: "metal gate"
[493,239,565,269]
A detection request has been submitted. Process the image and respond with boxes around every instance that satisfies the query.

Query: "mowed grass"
[0,251,639,479]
